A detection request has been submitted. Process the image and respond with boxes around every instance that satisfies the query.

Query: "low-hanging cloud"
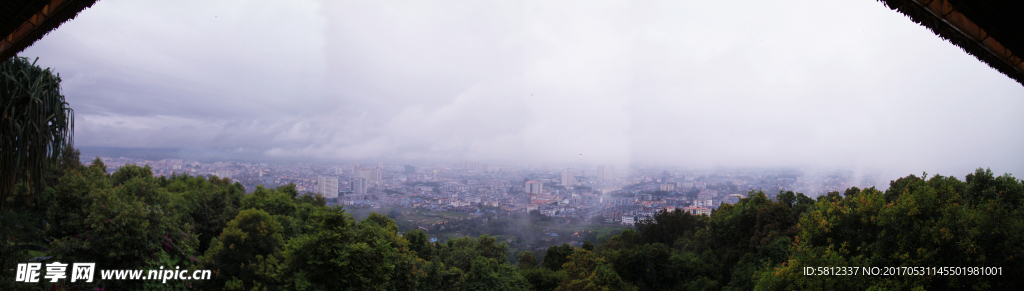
[20,0,1024,180]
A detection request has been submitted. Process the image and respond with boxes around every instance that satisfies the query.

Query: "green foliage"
[693,191,802,289]
[282,208,417,291]
[167,173,244,254]
[517,250,567,291]
[634,209,707,247]
[45,161,108,239]
[517,251,538,269]
[581,241,594,251]
[400,206,626,250]
[543,244,576,271]
[407,229,435,260]
[202,209,285,290]
[43,163,199,289]
[521,266,565,291]
[0,57,74,211]
[754,169,1024,290]
[598,190,809,291]
[243,185,298,217]
[296,192,327,207]
[435,235,510,271]
[426,234,529,291]
[41,146,83,189]
[0,182,50,291]
[6,164,1024,290]
[602,243,676,291]
[466,256,529,291]
[111,163,153,186]
[89,157,106,173]
[556,249,635,291]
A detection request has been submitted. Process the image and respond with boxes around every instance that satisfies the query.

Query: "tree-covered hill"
[2,156,1021,290]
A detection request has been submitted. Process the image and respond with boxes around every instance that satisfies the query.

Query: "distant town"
[85,156,884,227]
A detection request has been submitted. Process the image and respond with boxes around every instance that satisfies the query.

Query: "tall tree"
[754,170,1024,290]
[202,209,285,290]
[543,244,576,271]
[0,57,73,210]
[557,249,635,291]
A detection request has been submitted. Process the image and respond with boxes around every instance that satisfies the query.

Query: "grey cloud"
[19,0,1024,181]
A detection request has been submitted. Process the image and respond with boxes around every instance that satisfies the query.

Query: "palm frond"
[0,56,73,210]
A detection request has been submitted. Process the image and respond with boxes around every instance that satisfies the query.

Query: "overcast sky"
[21,0,1024,179]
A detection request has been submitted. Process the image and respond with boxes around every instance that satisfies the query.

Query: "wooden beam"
[913,0,1024,75]
[0,0,71,60]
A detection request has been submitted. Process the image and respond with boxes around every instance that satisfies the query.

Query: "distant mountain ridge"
[78,147,184,161]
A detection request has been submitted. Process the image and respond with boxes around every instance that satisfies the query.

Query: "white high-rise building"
[526,180,543,194]
[562,171,576,187]
[214,171,233,179]
[352,177,366,194]
[316,176,338,199]
[355,166,383,186]
[596,165,614,181]
[371,168,382,185]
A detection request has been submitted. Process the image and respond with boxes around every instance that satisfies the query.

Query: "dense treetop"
[2,157,1021,290]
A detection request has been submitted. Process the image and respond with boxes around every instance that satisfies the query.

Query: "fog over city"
[20,0,1024,181]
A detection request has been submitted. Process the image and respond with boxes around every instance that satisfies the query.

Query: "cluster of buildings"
[85,156,881,227]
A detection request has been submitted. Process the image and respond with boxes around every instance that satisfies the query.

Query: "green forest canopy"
[2,157,1021,290]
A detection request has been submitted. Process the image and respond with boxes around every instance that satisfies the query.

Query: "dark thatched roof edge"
[0,0,99,62]
[877,0,1024,87]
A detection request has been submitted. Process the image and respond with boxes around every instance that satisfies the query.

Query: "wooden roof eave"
[0,0,98,62]
[879,0,1024,87]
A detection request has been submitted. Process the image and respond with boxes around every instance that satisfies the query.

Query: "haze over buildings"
[351,177,366,195]
[562,170,576,187]
[526,180,543,195]
[80,154,895,228]
[316,176,338,199]
[17,0,1024,179]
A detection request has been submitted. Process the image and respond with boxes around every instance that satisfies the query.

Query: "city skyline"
[75,150,900,232]
[82,153,888,194]
[4,1,1022,289]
